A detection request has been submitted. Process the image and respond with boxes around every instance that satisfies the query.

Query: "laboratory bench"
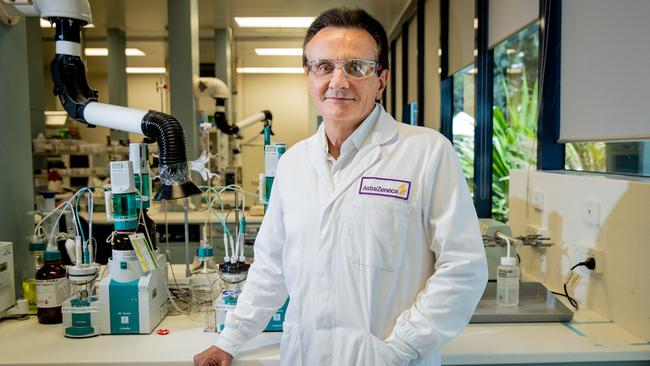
[1,309,648,366]
[19,215,650,365]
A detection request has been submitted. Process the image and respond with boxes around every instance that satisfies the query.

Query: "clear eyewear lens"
[308,60,378,78]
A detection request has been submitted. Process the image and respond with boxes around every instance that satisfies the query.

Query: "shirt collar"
[320,104,380,156]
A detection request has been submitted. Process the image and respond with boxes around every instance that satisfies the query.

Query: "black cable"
[576,257,596,271]
[552,283,579,310]
[551,257,596,310]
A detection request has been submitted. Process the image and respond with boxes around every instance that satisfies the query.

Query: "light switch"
[532,190,544,210]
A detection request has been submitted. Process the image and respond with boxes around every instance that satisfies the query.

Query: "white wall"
[509,169,650,340]
[127,74,170,112]
[237,73,310,194]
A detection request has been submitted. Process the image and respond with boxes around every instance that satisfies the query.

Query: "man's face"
[304,27,388,128]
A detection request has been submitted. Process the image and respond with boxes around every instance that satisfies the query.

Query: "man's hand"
[193,346,233,366]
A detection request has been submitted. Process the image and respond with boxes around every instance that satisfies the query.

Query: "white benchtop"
[1,312,648,365]
[2,269,648,365]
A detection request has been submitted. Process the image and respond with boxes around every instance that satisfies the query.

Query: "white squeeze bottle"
[496,233,519,307]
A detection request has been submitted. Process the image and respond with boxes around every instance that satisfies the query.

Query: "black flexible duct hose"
[214,109,273,136]
[140,111,188,166]
[214,111,239,135]
[140,111,201,200]
[50,17,98,124]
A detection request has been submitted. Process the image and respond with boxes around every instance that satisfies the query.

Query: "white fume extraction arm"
[197,77,273,136]
[0,0,200,200]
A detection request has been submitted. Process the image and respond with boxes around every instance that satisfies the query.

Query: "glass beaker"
[189,269,220,322]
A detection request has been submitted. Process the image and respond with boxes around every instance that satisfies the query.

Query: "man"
[194,7,487,366]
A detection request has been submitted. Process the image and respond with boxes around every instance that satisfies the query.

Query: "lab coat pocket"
[344,201,411,271]
[280,323,303,366]
[367,333,403,366]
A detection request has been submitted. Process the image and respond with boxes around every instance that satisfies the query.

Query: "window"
[452,64,476,195]
[566,141,650,176]
[491,21,539,222]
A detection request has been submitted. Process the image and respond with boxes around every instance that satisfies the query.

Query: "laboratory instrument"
[0,242,29,319]
[130,144,151,209]
[30,184,98,328]
[62,263,100,337]
[98,161,168,334]
[203,168,288,333]
[263,143,286,205]
[57,186,101,337]
[129,143,157,250]
[259,141,289,331]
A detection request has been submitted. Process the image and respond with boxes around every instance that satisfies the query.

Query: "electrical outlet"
[587,248,606,274]
[568,242,590,267]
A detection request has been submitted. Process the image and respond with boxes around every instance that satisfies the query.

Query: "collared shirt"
[322,105,380,188]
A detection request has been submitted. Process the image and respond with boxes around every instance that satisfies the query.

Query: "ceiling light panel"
[84,48,146,56]
[234,17,314,28]
[255,48,303,56]
[125,48,146,56]
[126,67,166,74]
[237,67,304,74]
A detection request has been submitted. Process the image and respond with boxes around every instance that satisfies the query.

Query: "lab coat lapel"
[325,111,399,208]
[307,125,335,195]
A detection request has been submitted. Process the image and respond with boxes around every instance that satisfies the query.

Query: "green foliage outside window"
[453,74,539,222]
[565,142,607,172]
[491,76,538,222]
[491,23,541,222]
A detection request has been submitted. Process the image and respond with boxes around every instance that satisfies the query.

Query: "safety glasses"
[305,59,383,79]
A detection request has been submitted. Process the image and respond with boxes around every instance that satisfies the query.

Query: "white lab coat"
[215,105,488,366]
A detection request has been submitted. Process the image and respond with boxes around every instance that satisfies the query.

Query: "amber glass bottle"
[35,250,70,324]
